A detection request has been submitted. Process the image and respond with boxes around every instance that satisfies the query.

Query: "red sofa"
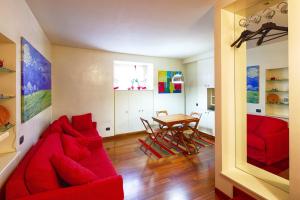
[247,114,289,165]
[4,114,124,200]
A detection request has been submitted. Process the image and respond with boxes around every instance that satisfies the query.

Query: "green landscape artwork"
[247,65,259,104]
[21,38,51,123]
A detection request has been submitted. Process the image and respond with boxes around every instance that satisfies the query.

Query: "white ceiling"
[26,0,215,59]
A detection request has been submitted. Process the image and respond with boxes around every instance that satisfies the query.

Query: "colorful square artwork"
[158,71,182,93]
[247,65,259,104]
[21,37,52,123]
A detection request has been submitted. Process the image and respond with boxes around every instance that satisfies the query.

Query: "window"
[113,61,153,90]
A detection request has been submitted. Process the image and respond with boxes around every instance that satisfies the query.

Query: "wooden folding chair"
[140,117,164,156]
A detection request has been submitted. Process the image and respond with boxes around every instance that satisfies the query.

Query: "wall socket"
[105,127,111,131]
[256,109,262,113]
[19,135,24,145]
[196,103,199,107]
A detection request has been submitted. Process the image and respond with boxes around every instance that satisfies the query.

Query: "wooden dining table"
[152,114,199,154]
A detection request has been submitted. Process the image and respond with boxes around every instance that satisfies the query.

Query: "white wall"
[52,45,185,137]
[184,52,215,135]
[247,40,288,115]
[0,0,52,153]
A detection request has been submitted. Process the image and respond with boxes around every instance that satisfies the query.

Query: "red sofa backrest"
[247,114,288,136]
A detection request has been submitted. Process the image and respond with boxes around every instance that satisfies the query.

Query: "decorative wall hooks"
[238,1,288,29]
[233,1,288,48]
[249,15,262,24]
[262,8,276,20]
[239,18,250,28]
[277,2,288,14]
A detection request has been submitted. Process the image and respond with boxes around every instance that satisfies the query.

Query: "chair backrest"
[140,117,157,139]
[190,112,202,119]
[189,112,202,129]
[156,110,168,117]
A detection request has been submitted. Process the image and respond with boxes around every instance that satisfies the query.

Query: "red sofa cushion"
[79,147,117,179]
[51,153,98,186]
[25,132,64,194]
[50,120,63,133]
[72,113,93,131]
[5,141,44,200]
[257,117,288,136]
[247,133,265,150]
[80,128,100,137]
[62,134,91,161]
[247,114,263,133]
[61,119,83,138]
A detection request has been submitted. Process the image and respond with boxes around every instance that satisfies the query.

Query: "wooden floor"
[103,133,226,200]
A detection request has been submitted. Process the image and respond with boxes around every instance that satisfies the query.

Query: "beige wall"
[0,0,52,153]
[247,40,288,115]
[52,45,185,137]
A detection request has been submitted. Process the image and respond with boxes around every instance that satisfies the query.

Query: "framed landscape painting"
[247,65,259,104]
[21,37,51,123]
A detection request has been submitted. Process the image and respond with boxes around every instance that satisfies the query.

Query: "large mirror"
[233,0,289,190]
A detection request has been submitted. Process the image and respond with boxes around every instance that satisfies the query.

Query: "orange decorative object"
[0,105,10,126]
[267,93,280,104]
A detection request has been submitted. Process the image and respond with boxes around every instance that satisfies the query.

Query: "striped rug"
[138,132,214,159]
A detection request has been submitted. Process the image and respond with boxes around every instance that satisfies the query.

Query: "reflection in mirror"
[235,0,289,181]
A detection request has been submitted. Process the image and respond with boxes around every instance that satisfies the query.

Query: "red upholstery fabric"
[247,114,263,133]
[16,176,124,200]
[247,114,289,164]
[49,120,63,133]
[247,133,265,150]
[5,141,43,200]
[61,134,91,161]
[80,128,100,138]
[51,154,98,186]
[257,117,288,136]
[79,147,117,179]
[5,114,124,200]
[72,113,93,131]
[61,119,83,138]
[77,136,103,150]
[25,133,64,194]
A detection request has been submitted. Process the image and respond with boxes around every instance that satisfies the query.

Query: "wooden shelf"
[266,79,289,82]
[0,67,15,73]
[266,103,289,106]
[266,90,288,93]
[0,124,14,133]
[0,96,15,100]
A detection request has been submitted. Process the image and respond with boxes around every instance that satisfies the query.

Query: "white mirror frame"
[214,0,300,199]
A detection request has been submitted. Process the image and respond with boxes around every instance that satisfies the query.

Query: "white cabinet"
[115,91,154,135]
[115,91,130,134]
[198,58,214,88]
[199,111,215,136]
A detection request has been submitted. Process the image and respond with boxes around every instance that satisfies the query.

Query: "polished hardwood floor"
[103,133,226,200]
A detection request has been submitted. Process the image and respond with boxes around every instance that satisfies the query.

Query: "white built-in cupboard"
[185,56,215,136]
[114,90,154,135]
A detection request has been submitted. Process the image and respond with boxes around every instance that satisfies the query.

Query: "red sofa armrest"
[92,122,97,129]
[261,129,289,164]
[18,175,124,200]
